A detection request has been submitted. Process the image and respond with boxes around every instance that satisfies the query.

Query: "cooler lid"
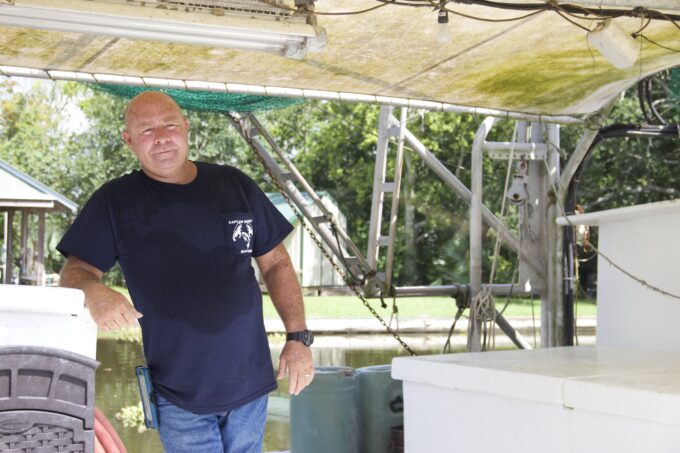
[0,284,84,315]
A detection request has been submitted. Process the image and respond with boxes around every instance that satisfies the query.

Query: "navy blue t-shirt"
[57,162,293,413]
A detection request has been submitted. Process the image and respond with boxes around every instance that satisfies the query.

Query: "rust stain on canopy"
[0,0,679,115]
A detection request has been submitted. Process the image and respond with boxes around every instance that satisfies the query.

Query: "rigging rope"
[475,122,520,351]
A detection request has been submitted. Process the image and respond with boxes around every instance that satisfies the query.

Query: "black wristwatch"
[286,329,314,346]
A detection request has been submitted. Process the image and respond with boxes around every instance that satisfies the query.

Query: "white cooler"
[0,284,97,359]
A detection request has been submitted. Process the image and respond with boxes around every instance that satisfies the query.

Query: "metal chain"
[226,112,418,356]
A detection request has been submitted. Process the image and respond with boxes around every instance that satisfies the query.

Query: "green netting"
[93,84,304,113]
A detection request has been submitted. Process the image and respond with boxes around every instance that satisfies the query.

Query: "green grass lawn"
[265,295,596,319]
[112,287,596,320]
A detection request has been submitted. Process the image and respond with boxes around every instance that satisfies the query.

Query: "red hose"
[94,407,127,453]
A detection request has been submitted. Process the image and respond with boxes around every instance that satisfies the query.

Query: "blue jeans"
[156,393,268,453]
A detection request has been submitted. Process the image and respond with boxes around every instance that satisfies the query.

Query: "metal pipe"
[393,283,534,297]
[367,106,393,270]
[468,117,498,351]
[546,123,565,346]
[246,114,370,271]
[0,65,586,125]
[384,107,407,290]
[495,311,533,350]
[482,142,548,154]
[397,117,543,276]
[228,115,366,279]
[558,99,617,205]
[471,117,497,298]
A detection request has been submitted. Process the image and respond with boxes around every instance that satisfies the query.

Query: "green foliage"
[570,92,680,212]
[0,80,80,273]
[260,294,598,319]
[1,78,677,291]
[115,403,147,433]
[262,104,520,285]
[113,327,143,344]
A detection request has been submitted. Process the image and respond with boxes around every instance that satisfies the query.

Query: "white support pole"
[545,123,562,346]
[367,106,393,274]
[525,122,553,347]
[20,209,28,283]
[1,211,6,284]
[384,108,407,291]
[468,117,498,352]
[5,210,14,284]
[37,211,45,286]
[559,99,617,204]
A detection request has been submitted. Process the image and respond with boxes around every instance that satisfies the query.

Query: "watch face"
[303,330,314,346]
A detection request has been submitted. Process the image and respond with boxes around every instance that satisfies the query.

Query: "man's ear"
[122,130,132,148]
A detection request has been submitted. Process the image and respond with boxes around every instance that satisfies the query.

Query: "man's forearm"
[256,244,307,332]
[264,260,306,332]
[61,266,103,293]
[59,255,142,330]
[60,257,108,305]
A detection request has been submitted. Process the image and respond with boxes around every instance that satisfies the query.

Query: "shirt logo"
[230,219,254,253]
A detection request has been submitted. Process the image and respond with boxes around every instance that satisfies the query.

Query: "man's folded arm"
[60,255,142,331]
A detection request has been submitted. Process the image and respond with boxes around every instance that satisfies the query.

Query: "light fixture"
[586,19,639,69]
[436,7,453,44]
[0,0,327,59]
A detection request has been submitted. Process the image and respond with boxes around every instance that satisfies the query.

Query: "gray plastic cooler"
[0,346,99,452]
[0,285,99,452]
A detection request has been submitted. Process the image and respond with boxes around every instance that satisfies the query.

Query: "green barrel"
[290,366,358,453]
[355,364,404,453]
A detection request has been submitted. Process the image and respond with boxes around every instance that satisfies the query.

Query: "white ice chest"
[0,284,97,359]
[392,199,680,453]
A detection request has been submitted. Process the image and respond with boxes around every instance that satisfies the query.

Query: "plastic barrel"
[355,364,404,453]
[290,366,358,453]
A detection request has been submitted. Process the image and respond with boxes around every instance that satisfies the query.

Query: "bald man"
[59,91,314,453]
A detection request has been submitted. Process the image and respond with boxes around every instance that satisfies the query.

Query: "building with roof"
[259,191,347,293]
[0,159,76,285]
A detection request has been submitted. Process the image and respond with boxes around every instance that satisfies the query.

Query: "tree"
[1,78,676,291]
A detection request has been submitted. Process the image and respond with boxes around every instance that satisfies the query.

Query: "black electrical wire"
[635,34,680,53]
[563,123,680,345]
[378,0,680,22]
[268,0,680,23]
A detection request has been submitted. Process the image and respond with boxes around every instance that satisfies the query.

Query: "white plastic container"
[0,284,97,359]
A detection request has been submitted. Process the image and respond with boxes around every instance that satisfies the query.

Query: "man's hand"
[277,341,314,395]
[60,255,142,331]
[85,285,143,331]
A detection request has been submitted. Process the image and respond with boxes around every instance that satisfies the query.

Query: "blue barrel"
[290,366,357,453]
[355,364,404,453]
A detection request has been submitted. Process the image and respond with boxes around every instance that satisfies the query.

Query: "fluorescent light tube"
[0,1,326,58]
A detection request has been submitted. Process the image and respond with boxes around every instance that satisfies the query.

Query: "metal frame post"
[468,117,497,352]
[5,210,14,284]
[384,108,408,291]
[367,106,393,274]
[545,123,562,346]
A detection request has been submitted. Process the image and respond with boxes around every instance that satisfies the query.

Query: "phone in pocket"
[135,366,159,429]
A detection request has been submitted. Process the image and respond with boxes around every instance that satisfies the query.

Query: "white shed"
[255,192,347,293]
